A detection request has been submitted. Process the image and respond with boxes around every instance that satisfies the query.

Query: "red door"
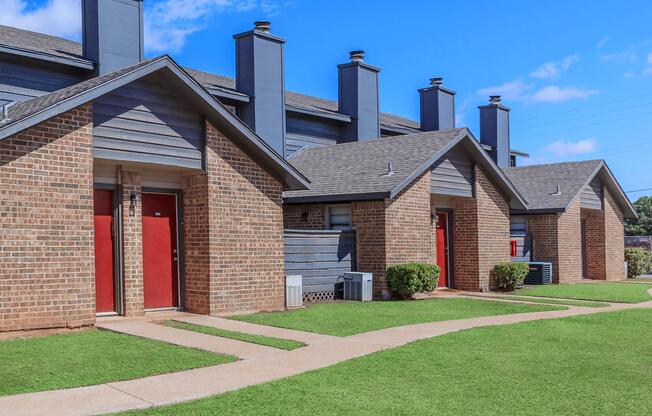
[94,190,116,313]
[436,212,449,287]
[142,193,179,309]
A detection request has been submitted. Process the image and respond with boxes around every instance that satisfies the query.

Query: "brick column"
[182,173,210,314]
[604,190,625,280]
[351,201,387,298]
[121,171,144,316]
[583,209,606,279]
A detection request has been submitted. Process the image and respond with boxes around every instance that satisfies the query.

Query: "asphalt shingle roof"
[1,58,158,127]
[503,160,603,211]
[284,128,467,200]
[0,25,421,132]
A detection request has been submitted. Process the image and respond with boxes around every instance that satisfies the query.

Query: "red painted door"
[436,212,449,287]
[142,193,179,309]
[94,190,115,313]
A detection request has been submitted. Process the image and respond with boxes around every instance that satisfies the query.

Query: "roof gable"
[284,128,527,209]
[504,160,636,218]
[0,55,309,191]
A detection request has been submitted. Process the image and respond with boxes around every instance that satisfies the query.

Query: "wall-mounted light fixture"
[129,192,137,216]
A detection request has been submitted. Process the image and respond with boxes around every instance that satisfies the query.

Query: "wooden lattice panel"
[303,291,335,303]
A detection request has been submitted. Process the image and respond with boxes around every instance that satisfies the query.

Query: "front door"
[94,189,116,313]
[142,193,179,309]
[436,212,450,287]
[581,218,588,278]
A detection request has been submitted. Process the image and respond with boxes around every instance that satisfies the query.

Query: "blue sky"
[4,0,652,200]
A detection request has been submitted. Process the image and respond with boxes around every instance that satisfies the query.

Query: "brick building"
[0,0,637,332]
[283,129,526,297]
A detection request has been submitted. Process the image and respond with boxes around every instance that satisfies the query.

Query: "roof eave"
[283,191,391,204]
[0,44,94,70]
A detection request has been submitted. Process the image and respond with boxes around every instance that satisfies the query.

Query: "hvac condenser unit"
[343,272,373,301]
[285,275,303,308]
[524,262,553,285]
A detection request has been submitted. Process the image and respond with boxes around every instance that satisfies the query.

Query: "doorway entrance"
[94,189,117,313]
[436,211,451,288]
[142,192,180,309]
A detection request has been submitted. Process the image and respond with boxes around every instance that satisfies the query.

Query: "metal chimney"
[479,95,511,168]
[338,50,381,142]
[82,0,144,75]
[234,21,287,157]
[419,77,456,131]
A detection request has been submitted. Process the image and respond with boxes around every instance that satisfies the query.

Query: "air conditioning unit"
[524,262,553,285]
[285,275,303,308]
[343,272,373,301]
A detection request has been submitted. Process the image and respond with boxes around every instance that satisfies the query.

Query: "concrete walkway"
[2,290,651,416]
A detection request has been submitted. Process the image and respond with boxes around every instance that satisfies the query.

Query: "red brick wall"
[557,200,583,282]
[182,173,210,314]
[350,200,387,298]
[583,208,605,279]
[452,166,510,291]
[0,105,95,332]
[203,122,285,314]
[283,204,326,230]
[120,171,144,316]
[604,189,625,280]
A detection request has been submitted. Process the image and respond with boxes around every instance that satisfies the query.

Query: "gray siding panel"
[431,147,474,197]
[580,178,603,210]
[284,114,340,156]
[0,60,81,105]
[92,78,204,169]
[284,230,356,294]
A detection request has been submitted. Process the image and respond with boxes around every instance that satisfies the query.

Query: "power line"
[514,110,652,141]
[511,100,652,133]
[512,92,652,124]
[626,188,652,194]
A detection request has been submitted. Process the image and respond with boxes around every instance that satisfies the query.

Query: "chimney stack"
[234,21,287,157]
[338,50,381,142]
[479,95,511,168]
[419,77,456,131]
[82,0,144,75]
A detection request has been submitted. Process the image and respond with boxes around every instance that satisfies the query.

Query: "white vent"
[285,275,303,308]
[343,272,373,301]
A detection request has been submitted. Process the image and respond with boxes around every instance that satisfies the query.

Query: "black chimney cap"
[349,50,365,62]
[489,95,502,105]
[430,77,443,86]
[254,21,271,32]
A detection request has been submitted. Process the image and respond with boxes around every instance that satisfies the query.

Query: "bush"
[625,248,652,278]
[493,262,530,291]
[387,263,440,298]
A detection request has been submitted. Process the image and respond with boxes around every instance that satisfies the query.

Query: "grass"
[517,282,652,303]
[0,329,236,396]
[162,320,305,350]
[230,298,565,336]
[486,295,610,308]
[123,309,652,416]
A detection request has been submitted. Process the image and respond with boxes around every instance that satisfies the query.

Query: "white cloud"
[477,79,532,102]
[597,36,610,49]
[530,54,580,79]
[542,138,598,158]
[455,113,465,127]
[2,0,286,54]
[530,86,598,103]
[0,0,81,39]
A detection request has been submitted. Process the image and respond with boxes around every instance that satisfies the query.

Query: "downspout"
[116,166,125,315]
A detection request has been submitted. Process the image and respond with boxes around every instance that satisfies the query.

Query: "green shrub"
[387,263,440,298]
[625,248,652,278]
[493,262,530,290]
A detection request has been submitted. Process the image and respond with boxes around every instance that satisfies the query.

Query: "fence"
[625,236,652,251]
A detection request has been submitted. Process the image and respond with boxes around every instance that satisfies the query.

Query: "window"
[510,216,527,236]
[327,205,352,230]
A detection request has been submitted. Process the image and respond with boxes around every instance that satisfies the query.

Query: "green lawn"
[230,298,564,336]
[162,320,305,350]
[517,282,652,303]
[124,309,652,416]
[487,295,610,308]
[0,329,236,396]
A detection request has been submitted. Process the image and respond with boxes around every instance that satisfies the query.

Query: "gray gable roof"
[504,160,636,218]
[0,55,309,191]
[284,128,527,209]
[0,25,420,132]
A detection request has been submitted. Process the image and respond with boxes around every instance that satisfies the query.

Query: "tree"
[625,196,652,236]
